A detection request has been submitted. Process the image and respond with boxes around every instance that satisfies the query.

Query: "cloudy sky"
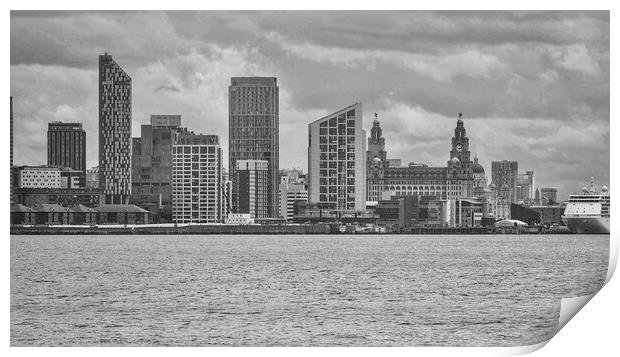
[10,11,609,198]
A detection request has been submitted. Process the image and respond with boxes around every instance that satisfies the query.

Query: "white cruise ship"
[562,179,610,234]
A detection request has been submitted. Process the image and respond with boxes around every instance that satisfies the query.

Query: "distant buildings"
[279,182,308,221]
[16,166,61,189]
[491,160,518,203]
[366,115,388,202]
[308,102,366,212]
[510,203,565,226]
[376,195,418,228]
[11,203,151,225]
[228,77,279,217]
[10,97,14,204]
[280,168,306,185]
[516,170,534,202]
[235,159,269,219]
[131,115,182,222]
[98,53,132,204]
[171,131,223,223]
[540,187,558,205]
[86,166,99,189]
[14,165,84,190]
[222,168,233,218]
[47,121,86,186]
[364,113,482,226]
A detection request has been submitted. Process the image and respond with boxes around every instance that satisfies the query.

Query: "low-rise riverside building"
[10,203,151,225]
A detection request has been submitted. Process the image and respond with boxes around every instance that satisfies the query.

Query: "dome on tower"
[472,162,484,174]
[450,157,460,164]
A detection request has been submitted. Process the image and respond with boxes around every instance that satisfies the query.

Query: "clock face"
[456,144,463,152]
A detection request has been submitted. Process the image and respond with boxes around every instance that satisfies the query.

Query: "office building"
[308,102,366,212]
[47,121,86,186]
[235,159,269,219]
[131,115,182,222]
[376,195,419,228]
[279,182,308,220]
[516,171,534,202]
[229,77,279,217]
[16,166,61,189]
[171,131,222,223]
[491,160,518,203]
[99,53,132,204]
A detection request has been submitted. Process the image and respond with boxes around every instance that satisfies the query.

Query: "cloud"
[548,43,602,77]
[267,32,503,82]
[10,11,609,199]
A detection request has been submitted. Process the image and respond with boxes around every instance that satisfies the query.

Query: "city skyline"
[10,11,610,199]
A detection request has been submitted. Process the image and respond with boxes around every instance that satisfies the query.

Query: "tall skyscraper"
[308,102,366,211]
[47,122,86,186]
[491,160,518,203]
[228,77,279,217]
[171,131,222,223]
[235,159,269,219]
[131,115,181,222]
[99,53,132,204]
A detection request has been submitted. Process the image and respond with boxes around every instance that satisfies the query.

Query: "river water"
[10,234,609,346]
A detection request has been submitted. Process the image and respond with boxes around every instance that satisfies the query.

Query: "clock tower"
[449,112,471,163]
[447,113,474,199]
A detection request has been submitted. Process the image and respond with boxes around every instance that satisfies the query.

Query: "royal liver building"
[366,113,487,225]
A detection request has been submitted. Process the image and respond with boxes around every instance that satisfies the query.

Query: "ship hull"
[562,216,610,234]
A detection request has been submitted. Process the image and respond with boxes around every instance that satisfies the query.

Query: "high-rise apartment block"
[171,131,222,223]
[491,160,518,203]
[99,53,132,204]
[47,121,86,186]
[235,159,269,219]
[308,102,366,211]
[229,77,279,217]
[131,115,181,222]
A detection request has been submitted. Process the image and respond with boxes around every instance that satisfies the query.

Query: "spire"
[457,112,463,124]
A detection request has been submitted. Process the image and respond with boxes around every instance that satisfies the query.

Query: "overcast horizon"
[10,10,610,199]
